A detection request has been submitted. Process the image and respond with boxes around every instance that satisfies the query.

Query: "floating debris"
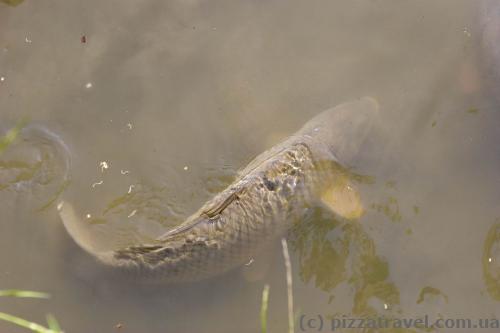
[24,36,31,43]
[128,185,134,194]
[466,108,479,114]
[99,161,109,172]
[120,169,130,175]
[128,209,137,218]
[92,180,104,188]
[81,35,87,43]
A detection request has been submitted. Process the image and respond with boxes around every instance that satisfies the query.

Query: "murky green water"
[1,1,500,332]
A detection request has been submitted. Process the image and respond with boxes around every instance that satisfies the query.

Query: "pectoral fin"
[320,181,364,220]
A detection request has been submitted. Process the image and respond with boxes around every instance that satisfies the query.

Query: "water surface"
[1,1,500,332]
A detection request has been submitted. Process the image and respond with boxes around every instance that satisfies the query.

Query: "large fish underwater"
[59,97,379,283]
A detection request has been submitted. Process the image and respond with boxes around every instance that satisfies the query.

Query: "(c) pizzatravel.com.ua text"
[298,314,500,331]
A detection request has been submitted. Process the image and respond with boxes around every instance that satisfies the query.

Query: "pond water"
[1,0,500,332]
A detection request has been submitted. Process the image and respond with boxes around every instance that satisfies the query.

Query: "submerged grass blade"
[0,312,61,333]
[281,238,294,333]
[260,284,270,333]
[45,314,61,332]
[0,290,50,299]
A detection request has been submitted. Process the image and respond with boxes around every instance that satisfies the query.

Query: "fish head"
[297,97,380,166]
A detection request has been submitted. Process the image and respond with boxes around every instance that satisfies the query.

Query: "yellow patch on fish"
[321,181,364,220]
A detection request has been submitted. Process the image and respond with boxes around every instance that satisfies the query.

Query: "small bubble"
[86,214,92,219]
[489,257,493,263]
[85,82,93,89]
[183,166,189,171]
[0,76,5,82]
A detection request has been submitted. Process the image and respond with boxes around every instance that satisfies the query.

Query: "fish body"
[62,97,378,282]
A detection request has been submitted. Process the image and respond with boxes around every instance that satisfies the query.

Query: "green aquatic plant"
[0,289,63,333]
[371,196,403,223]
[0,119,27,155]
[290,208,428,333]
[482,221,500,301]
[416,286,448,304]
[0,0,25,6]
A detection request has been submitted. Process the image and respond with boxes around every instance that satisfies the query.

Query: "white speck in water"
[128,185,134,194]
[384,303,388,310]
[127,123,133,130]
[85,82,93,89]
[120,170,130,175]
[99,161,109,172]
[463,28,471,37]
[0,77,4,82]
[91,180,104,188]
[489,257,493,263]
[128,209,137,218]
[245,258,254,266]
[57,202,64,211]
[86,214,92,219]
[183,166,189,171]
[313,127,320,132]
[25,37,32,43]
